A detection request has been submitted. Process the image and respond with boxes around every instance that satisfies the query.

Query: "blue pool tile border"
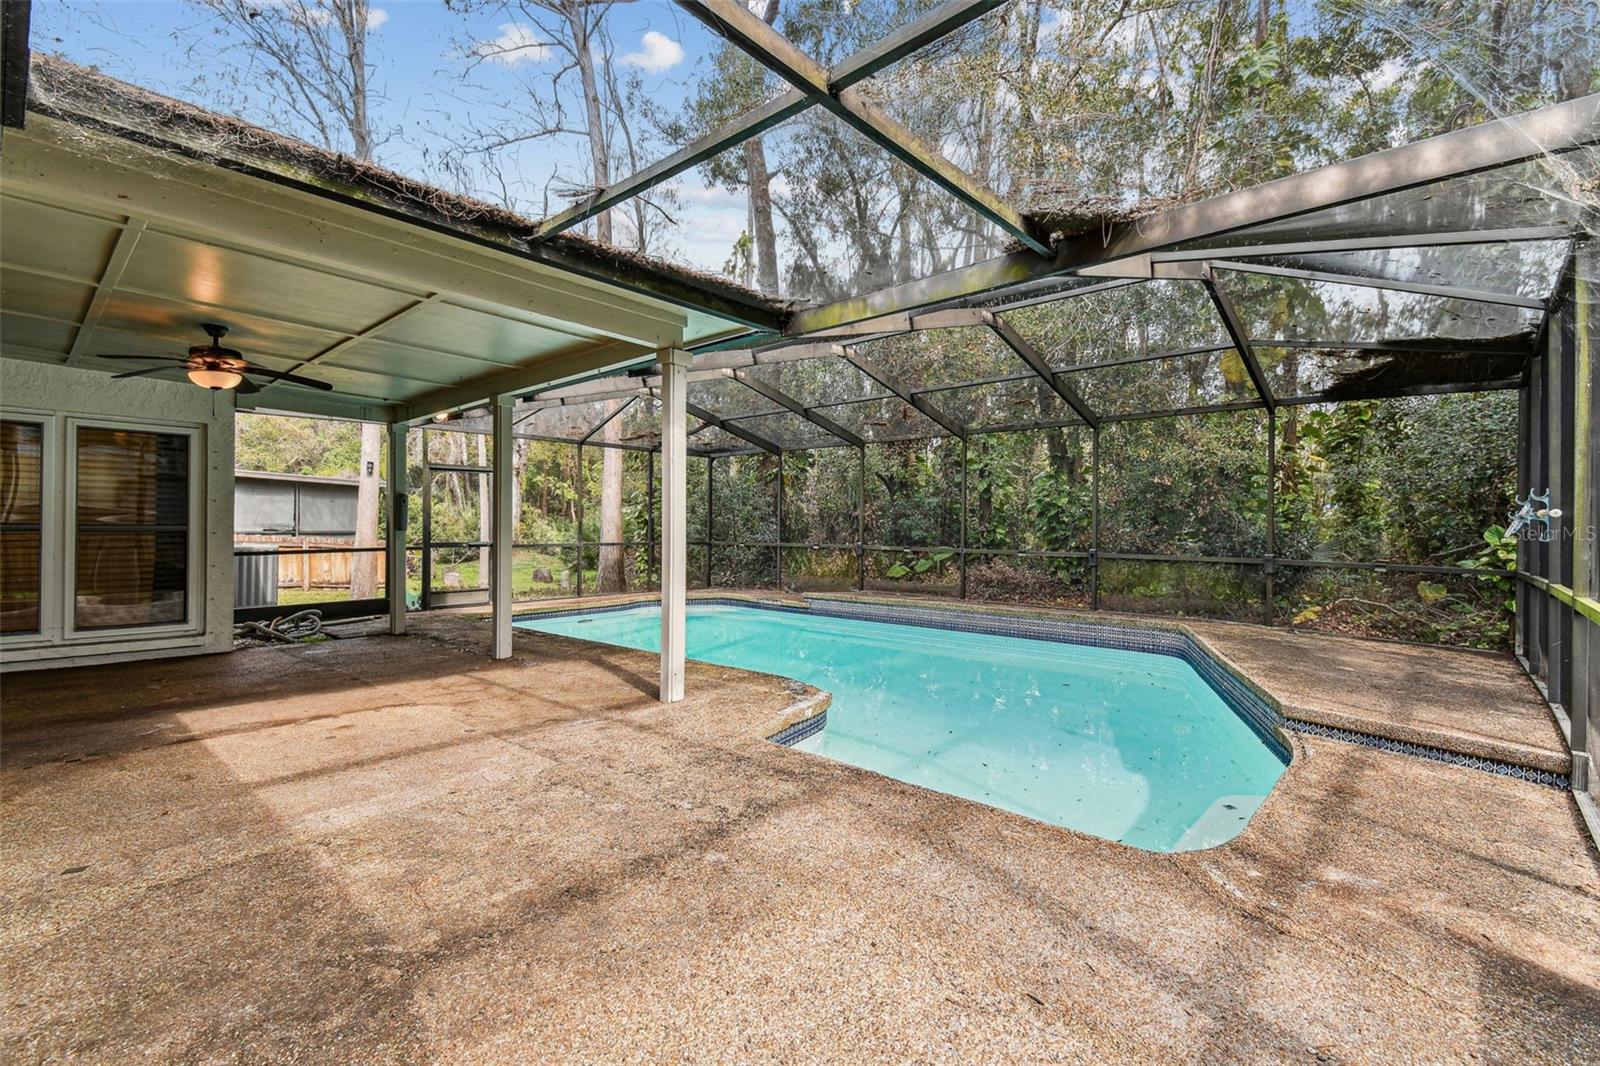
[515,595,1567,789]
[769,708,828,747]
[1280,720,1569,789]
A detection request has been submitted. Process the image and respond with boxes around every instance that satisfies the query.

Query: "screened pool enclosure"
[426,216,1586,650]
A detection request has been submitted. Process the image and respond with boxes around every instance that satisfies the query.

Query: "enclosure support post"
[1090,427,1101,611]
[660,348,691,703]
[490,396,515,660]
[1569,264,1592,793]
[647,450,657,579]
[857,446,867,592]
[420,433,433,612]
[387,423,408,636]
[959,437,969,599]
[705,456,716,589]
[1265,407,1277,625]
[574,442,584,598]
[775,451,784,589]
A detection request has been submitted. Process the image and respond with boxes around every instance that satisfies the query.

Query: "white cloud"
[474,23,551,65]
[621,30,684,74]
[366,7,388,30]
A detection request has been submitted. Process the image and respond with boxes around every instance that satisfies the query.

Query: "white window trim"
[1,410,207,649]
[0,408,60,649]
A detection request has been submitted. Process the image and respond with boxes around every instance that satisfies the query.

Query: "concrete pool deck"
[3,612,1598,1062]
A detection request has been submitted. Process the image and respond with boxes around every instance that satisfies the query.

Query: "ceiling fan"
[96,323,333,393]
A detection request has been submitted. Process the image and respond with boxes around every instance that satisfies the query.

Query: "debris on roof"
[24,54,791,325]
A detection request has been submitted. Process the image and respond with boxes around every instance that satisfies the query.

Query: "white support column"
[387,423,409,636]
[660,348,691,703]
[491,395,515,660]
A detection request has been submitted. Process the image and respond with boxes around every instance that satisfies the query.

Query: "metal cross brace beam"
[541,0,1009,241]
[730,368,866,448]
[840,346,969,439]
[786,93,1600,334]
[1201,266,1275,411]
[578,394,636,444]
[675,0,1047,255]
[1206,258,1547,310]
[984,313,1101,428]
[685,398,781,454]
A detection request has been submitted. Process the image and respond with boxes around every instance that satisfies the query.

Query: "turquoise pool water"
[516,604,1286,851]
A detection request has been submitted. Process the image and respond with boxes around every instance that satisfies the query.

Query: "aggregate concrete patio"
[3,612,1597,1063]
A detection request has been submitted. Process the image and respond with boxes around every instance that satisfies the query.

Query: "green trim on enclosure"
[1575,268,1592,599]
[1519,571,1600,625]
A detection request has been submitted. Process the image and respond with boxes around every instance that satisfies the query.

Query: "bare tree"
[445,1,668,593]
[189,0,389,599]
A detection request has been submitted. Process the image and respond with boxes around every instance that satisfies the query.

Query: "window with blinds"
[1,420,43,635]
[74,427,190,630]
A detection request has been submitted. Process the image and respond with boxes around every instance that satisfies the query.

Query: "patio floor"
[3,613,1598,1062]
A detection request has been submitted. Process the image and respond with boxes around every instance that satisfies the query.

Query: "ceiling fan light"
[187,367,243,390]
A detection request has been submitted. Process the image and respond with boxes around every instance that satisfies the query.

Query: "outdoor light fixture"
[186,366,244,390]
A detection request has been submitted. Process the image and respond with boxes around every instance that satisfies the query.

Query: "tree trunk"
[566,5,612,245]
[350,421,383,599]
[744,1,782,293]
[598,400,627,591]
[511,438,525,538]
[477,433,491,582]
[334,0,373,160]
[745,137,780,293]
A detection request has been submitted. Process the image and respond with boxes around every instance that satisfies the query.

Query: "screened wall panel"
[781,548,857,592]
[863,439,961,548]
[1099,411,1268,558]
[967,555,1092,609]
[1100,560,1266,622]
[965,430,1090,554]
[1273,566,1510,648]
[1272,394,1518,566]
[781,449,859,545]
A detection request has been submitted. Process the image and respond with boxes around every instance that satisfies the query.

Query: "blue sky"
[32,1,754,273]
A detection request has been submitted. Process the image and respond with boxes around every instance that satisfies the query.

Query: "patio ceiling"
[0,71,777,424]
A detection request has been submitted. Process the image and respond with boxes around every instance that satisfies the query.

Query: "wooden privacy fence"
[233,535,374,589]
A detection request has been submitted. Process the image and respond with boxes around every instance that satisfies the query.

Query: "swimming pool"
[516,602,1287,851]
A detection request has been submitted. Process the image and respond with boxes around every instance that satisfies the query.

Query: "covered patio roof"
[0,55,787,425]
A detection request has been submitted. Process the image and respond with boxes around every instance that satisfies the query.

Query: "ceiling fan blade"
[96,353,185,361]
[111,366,183,380]
[233,376,262,395]
[239,365,334,391]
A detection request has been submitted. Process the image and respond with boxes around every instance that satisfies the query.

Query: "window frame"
[64,417,205,642]
[0,410,59,645]
[0,409,206,649]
